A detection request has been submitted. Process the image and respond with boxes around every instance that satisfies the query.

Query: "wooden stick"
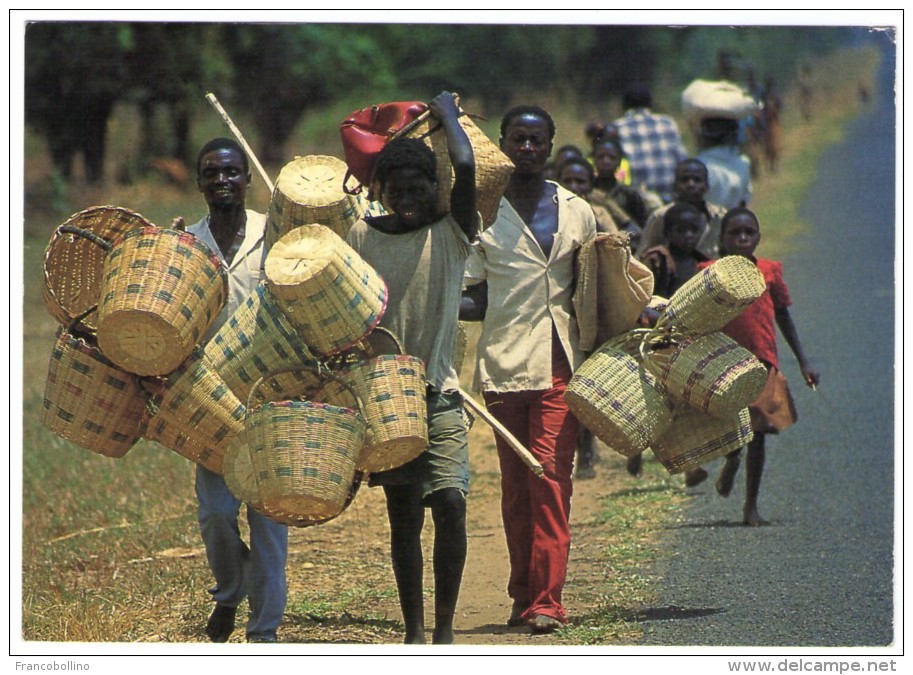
[205,92,275,194]
[459,388,544,478]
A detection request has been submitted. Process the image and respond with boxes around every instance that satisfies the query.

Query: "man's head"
[196,138,251,213]
[623,83,652,110]
[674,159,709,204]
[698,117,740,146]
[373,137,439,229]
[556,156,595,197]
[592,138,623,180]
[663,202,703,254]
[499,106,556,175]
[720,207,761,258]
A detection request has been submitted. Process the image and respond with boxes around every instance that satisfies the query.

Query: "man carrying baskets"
[188,138,288,643]
[346,91,479,645]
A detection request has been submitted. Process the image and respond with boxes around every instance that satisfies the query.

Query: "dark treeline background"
[23,21,872,184]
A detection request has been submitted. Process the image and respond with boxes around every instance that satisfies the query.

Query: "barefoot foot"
[743,507,770,526]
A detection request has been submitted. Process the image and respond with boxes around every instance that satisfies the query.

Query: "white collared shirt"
[465,184,597,392]
[187,209,267,340]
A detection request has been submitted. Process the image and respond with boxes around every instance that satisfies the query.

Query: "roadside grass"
[18,44,881,644]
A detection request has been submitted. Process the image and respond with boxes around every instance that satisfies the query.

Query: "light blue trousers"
[195,464,288,639]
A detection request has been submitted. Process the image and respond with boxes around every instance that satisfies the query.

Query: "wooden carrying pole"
[459,388,544,478]
[205,92,275,194]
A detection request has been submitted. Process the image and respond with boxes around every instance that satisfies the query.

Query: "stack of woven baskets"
[565,255,770,474]
[40,206,231,463]
[207,223,430,525]
[39,204,431,528]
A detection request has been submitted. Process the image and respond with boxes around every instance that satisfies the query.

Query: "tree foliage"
[23,21,876,183]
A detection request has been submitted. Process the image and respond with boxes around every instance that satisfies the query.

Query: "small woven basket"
[42,206,155,333]
[246,388,366,521]
[96,227,228,376]
[645,332,768,418]
[401,110,513,227]
[41,329,149,458]
[564,340,675,457]
[265,155,366,251]
[653,406,753,474]
[658,256,766,336]
[264,224,388,356]
[144,350,245,474]
[314,354,428,473]
[203,283,321,404]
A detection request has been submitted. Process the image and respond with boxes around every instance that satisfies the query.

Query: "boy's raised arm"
[428,91,478,240]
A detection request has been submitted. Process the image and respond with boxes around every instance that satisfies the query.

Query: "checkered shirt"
[614,108,687,203]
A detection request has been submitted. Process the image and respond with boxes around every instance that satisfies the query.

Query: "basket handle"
[58,225,113,252]
[246,366,366,421]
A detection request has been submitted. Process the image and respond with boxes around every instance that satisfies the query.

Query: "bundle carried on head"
[681,79,761,124]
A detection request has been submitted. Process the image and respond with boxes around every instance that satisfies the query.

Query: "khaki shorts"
[368,388,470,502]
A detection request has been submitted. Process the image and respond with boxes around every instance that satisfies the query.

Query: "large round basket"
[315,354,428,473]
[265,155,366,251]
[96,227,228,376]
[264,224,387,356]
[658,255,766,336]
[256,471,364,528]
[653,406,753,475]
[41,329,149,458]
[144,350,245,474]
[246,398,366,522]
[402,110,513,227]
[564,342,675,457]
[203,283,321,403]
[645,332,768,418]
[43,206,155,333]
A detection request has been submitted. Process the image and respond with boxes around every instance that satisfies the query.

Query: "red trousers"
[483,344,578,623]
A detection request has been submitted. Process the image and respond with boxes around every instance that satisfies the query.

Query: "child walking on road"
[704,208,820,526]
[346,91,478,643]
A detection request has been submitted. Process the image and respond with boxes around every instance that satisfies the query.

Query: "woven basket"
[401,111,513,227]
[264,224,388,356]
[96,227,228,376]
[41,329,149,458]
[265,155,366,251]
[255,471,363,528]
[658,255,766,336]
[314,354,428,473]
[203,283,322,403]
[564,341,675,457]
[144,350,245,474]
[223,431,263,508]
[645,332,768,418]
[653,406,753,474]
[246,393,366,521]
[43,206,155,333]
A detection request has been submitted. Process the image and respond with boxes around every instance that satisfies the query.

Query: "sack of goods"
[264,224,388,357]
[265,155,367,251]
[681,79,761,123]
[95,226,228,377]
[567,256,767,473]
[339,95,514,227]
